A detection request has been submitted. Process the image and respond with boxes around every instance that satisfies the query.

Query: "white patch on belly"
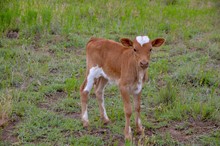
[136,36,150,47]
[84,66,108,92]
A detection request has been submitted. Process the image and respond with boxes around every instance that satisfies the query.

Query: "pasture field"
[0,0,220,145]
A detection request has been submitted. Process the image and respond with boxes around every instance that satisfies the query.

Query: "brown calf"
[80,36,165,140]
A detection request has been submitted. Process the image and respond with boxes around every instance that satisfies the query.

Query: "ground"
[0,0,220,145]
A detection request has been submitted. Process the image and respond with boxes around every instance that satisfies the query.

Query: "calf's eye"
[134,48,137,52]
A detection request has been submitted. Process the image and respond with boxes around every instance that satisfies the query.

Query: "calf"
[80,36,165,140]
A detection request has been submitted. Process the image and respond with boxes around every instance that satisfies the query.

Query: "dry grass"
[0,90,12,126]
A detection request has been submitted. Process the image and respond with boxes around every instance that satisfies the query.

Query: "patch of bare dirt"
[37,90,81,120]
[45,89,66,101]
[49,68,59,74]
[38,90,67,110]
[0,116,20,144]
[63,112,81,119]
[20,77,34,91]
[156,76,166,88]
[6,29,19,39]
[128,117,220,145]
[152,120,219,144]
[188,47,206,53]
[171,121,218,143]
[47,48,56,56]
[30,33,41,51]
[46,35,65,45]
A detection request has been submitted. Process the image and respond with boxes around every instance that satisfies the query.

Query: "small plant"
[158,81,177,106]
[0,40,3,48]
[23,9,38,26]
[65,76,78,97]
[41,8,52,28]
[164,0,178,5]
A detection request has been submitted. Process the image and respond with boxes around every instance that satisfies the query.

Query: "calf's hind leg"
[94,77,110,124]
[80,79,90,127]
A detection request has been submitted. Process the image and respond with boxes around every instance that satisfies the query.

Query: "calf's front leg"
[134,93,143,134]
[80,79,89,127]
[120,85,132,140]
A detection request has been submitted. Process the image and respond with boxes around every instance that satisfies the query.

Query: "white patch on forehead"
[136,36,150,47]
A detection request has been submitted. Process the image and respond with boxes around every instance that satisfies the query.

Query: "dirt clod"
[6,29,19,39]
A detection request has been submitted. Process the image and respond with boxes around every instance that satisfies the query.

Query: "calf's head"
[120,36,165,69]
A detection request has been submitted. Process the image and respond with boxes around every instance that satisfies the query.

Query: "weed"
[0,90,12,125]
[22,10,38,26]
[158,81,177,106]
[41,8,52,28]
[65,76,78,97]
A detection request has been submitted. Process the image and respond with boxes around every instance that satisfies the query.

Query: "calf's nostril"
[140,61,149,68]
[140,61,148,65]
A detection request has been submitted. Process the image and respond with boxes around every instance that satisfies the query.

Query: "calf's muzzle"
[140,60,149,69]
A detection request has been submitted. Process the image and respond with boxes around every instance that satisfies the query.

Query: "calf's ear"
[151,38,165,47]
[120,38,133,47]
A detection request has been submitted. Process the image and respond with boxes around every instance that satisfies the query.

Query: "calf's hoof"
[102,118,110,125]
[82,120,89,128]
[124,127,132,140]
[124,134,132,140]
[136,126,143,134]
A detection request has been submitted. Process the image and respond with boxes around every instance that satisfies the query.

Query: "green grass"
[1,0,220,145]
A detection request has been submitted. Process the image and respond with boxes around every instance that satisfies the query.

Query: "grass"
[0,0,220,145]
[0,90,12,124]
